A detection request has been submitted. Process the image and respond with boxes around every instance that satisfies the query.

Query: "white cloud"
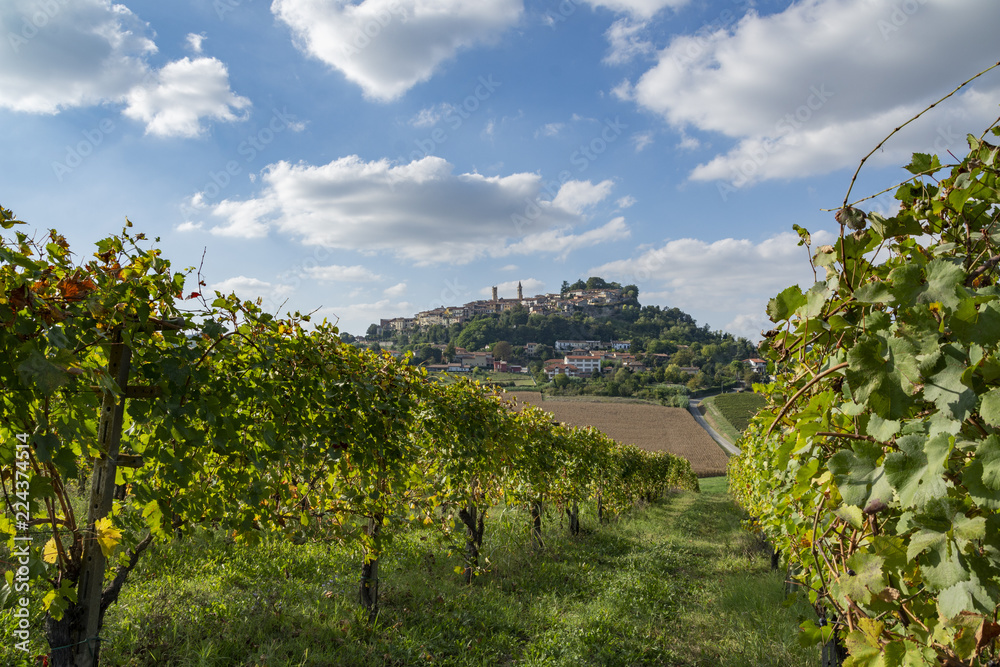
[590,230,835,334]
[676,134,700,151]
[603,18,654,65]
[211,275,294,304]
[616,195,636,209]
[631,131,654,152]
[383,282,408,297]
[272,0,521,101]
[199,155,625,265]
[626,0,1000,185]
[551,179,615,214]
[500,264,518,271]
[480,278,545,299]
[581,0,689,19]
[0,2,250,137]
[176,220,203,232]
[409,103,453,128]
[0,0,155,113]
[723,312,773,343]
[186,33,206,54]
[535,122,565,138]
[123,57,250,138]
[305,265,382,282]
[610,79,633,102]
[506,217,630,259]
[482,118,497,141]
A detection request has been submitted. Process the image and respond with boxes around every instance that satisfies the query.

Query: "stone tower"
[517,281,523,301]
[492,286,498,301]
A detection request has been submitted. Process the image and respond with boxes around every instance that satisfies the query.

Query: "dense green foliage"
[729,126,1000,665]
[710,393,767,434]
[0,210,697,664]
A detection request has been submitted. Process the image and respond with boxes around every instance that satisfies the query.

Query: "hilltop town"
[374,282,630,336]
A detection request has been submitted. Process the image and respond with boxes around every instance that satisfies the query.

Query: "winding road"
[688,398,741,456]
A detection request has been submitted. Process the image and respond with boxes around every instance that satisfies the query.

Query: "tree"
[492,340,513,362]
[366,323,380,338]
[560,280,570,295]
[445,340,456,362]
[552,372,570,389]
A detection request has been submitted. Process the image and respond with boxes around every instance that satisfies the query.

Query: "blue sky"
[2,0,998,339]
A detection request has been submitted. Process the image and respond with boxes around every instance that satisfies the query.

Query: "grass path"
[650,478,813,666]
[5,481,815,666]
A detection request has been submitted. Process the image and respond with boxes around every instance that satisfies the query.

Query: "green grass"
[706,394,766,435]
[3,481,815,666]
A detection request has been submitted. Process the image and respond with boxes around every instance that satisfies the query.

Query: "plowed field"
[510,393,729,477]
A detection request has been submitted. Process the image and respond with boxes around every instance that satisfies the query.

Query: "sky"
[1,0,998,340]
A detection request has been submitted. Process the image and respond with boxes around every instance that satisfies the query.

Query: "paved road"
[688,398,741,456]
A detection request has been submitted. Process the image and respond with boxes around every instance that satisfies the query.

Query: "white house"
[564,354,602,375]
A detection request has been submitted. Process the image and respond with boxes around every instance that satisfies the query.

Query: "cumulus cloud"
[186,32,206,54]
[0,1,249,137]
[383,282,408,297]
[211,275,295,305]
[625,0,1000,186]
[198,155,626,265]
[0,0,155,113]
[603,18,654,65]
[590,230,836,336]
[506,217,629,259]
[631,131,654,152]
[272,0,521,101]
[124,57,250,137]
[551,179,615,214]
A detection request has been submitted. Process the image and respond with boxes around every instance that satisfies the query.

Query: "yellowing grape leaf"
[43,537,59,564]
[95,517,121,558]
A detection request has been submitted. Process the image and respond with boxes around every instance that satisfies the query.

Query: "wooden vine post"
[49,328,157,667]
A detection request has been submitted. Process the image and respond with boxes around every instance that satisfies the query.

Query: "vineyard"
[729,114,1000,666]
[707,393,767,435]
[0,212,697,666]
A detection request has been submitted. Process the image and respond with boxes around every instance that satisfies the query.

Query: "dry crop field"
[510,392,729,477]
